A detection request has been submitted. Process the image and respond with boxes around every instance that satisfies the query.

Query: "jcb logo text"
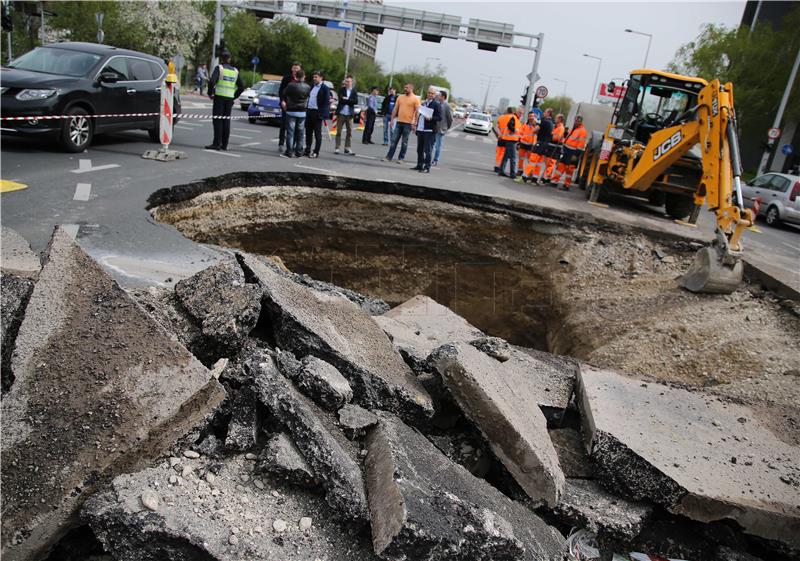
[653,131,683,161]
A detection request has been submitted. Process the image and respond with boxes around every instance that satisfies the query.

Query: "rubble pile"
[1,226,799,561]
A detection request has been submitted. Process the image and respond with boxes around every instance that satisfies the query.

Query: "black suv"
[1,42,181,152]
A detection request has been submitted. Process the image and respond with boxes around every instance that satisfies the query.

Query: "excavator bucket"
[680,246,743,294]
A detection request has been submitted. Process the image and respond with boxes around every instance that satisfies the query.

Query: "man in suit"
[362,86,379,144]
[413,86,442,173]
[432,90,453,166]
[304,70,331,158]
[335,75,358,155]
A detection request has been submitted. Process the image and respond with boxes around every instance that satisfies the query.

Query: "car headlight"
[16,89,58,101]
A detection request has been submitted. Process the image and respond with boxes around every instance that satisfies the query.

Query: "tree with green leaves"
[667,5,800,170]
[540,96,573,118]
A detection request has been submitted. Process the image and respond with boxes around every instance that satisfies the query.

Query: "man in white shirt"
[335,75,358,155]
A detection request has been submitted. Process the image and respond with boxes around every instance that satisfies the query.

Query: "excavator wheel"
[680,246,743,294]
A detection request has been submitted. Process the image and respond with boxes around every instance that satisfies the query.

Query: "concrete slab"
[1,227,225,561]
[250,355,368,522]
[1,226,40,278]
[364,411,564,561]
[374,295,485,372]
[577,365,800,551]
[238,252,433,422]
[548,428,593,479]
[83,453,379,561]
[431,342,566,507]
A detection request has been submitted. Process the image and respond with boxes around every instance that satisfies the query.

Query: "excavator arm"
[680,80,754,293]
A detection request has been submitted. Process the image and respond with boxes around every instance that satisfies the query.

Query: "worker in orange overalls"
[495,107,521,177]
[517,111,537,176]
[493,106,523,172]
[516,108,552,184]
[551,115,588,191]
[544,113,565,181]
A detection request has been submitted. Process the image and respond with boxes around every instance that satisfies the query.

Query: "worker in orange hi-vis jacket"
[494,106,525,172]
[544,113,565,180]
[517,111,537,176]
[551,115,588,191]
[516,107,552,184]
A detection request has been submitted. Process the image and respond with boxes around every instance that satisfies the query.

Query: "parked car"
[463,112,492,135]
[1,41,181,152]
[238,80,267,111]
[247,80,282,125]
[741,172,800,226]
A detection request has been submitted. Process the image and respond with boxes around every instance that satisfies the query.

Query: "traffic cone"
[357,111,365,131]
[330,116,338,136]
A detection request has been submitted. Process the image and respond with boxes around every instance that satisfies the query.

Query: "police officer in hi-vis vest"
[206,50,244,151]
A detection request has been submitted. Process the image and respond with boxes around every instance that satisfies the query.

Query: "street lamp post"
[583,53,602,103]
[553,78,567,114]
[480,74,501,113]
[624,28,653,68]
[388,30,400,88]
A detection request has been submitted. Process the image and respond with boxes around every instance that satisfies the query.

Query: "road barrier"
[0,112,258,121]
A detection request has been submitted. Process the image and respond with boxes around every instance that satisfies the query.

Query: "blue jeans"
[433,132,445,163]
[386,122,412,161]
[383,114,392,143]
[499,141,517,175]
[285,115,305,156]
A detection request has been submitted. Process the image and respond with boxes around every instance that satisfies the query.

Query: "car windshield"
[257,82,280,96]
[469,113,490,121]
[9,46,102,77]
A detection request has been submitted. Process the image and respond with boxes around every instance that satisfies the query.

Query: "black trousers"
[211,96,234,148]
[279,112,287,145]
[416,131,435,169]
[305,109,323,155]
[362,109,376,143]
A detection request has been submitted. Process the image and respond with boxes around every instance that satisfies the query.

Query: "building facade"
[316,24,379,60]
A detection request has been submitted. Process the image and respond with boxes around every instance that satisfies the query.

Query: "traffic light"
[520,88,527,107]
[1,2,12,32]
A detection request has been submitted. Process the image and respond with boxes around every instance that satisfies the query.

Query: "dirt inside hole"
[151,183,800,444]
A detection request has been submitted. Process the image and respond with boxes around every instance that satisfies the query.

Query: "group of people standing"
[493,105,587,191]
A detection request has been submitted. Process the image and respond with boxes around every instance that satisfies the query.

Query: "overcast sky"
[373,1,746,105]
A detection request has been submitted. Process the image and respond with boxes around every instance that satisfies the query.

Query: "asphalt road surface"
[2,93,798,291]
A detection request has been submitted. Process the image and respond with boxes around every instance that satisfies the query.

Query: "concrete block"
[577,365,800,551]
[364,412,563,561]
[258,432,317,487]
[431,342,565,507]
[1,227,225,561]
[238,252,433,422]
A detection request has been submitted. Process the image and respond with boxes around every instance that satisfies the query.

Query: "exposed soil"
[151,184,800,444]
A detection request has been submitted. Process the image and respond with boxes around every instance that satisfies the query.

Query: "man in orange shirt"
[384,82,421,164]
[552,116,588,191]
[544,113,565,181]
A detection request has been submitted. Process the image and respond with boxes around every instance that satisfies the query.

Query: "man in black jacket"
[206,51,245,151]
[380,86,397,145]
[413,86,442,173]
[304,70,331,158]
[281,69,311,158]
[335,75,358,155]
[278,61,302,152]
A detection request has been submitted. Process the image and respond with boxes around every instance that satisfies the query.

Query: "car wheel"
[59,107,93,152]
[241,105,248,111]
[248,117,256,124]
[665,192,694,220]
[765,206,781,226]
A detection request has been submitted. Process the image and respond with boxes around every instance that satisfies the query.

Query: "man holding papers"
[412,86,442,173]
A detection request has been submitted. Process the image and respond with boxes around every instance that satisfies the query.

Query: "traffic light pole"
[757,45,800,175]
[523,33,543,115]
[210,0,222,70]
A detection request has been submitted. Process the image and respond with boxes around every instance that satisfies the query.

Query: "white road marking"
[174,125,196,131]
[229,134,253,139]
[62,224,79,239]
[203,149,241,157]
[465,136,475,141]
[233,128,253,133]
[239,141,261,147]
[70,159,120,174]
[355,154,377,160]
[176,121,202,127]
[448,132,460,138]
[73,183,91,201]
[782,241,800,252]
[483,137,495,144]
[295,163,335,173]
[270,138,280,143]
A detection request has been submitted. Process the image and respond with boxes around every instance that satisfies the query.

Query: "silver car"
[237,80,268,110]
[741,172,800,226]
[464,112,492,135]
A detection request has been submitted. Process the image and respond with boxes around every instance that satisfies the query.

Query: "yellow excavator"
[578,69,754,294]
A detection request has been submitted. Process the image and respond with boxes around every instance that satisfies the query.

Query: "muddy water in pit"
[152,184,800,437]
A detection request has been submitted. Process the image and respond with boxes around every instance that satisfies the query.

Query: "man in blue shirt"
[304,70,331,158]
[380,87,397,145]
[362,86,379,144]
[335,75,358,155]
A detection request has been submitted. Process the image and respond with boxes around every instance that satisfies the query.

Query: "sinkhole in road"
[149,173,800,395]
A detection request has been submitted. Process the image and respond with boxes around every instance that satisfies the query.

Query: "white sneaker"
[334,148,340,154]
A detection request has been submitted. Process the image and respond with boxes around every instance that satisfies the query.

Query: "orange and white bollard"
[142,60,186,161]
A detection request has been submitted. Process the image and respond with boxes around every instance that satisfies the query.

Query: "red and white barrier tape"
[0,112,263,122]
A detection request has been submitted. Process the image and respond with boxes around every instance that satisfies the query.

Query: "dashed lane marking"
[203,149,241,157]
[482,138,494,144]
[0,179,28,193]
[71,159,120,174]
[228,133,253,139]
[782,241,800,252]
[175,125,196,131]
[465,136,475,141]
[73,183,91,201]
[239,141,261,147]
[355,154,378,160]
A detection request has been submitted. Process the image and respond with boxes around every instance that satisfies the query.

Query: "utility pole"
[750,0,762,33]
[344,25,353,75]
[757,46,800,175]
[480,74,500,113]
[210,0,222,70]
[388,30,399,88]
[583,53,602,103]
[523,34,543,115]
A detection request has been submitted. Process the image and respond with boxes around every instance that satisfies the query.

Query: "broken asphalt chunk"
[258,432,317,487]
[238,252,433,422]
[1,226,225,561]
[430,342,566,507]
[364,411,563,561]
[577,365,800,552]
